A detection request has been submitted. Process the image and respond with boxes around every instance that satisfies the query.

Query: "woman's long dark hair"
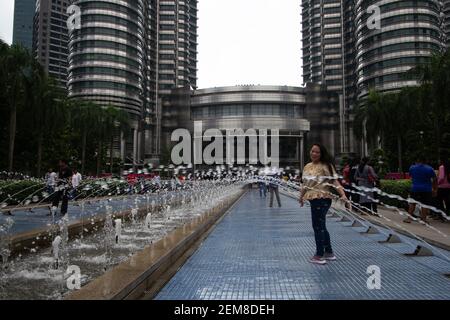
[358,157,369,173]
[312,143,335,176]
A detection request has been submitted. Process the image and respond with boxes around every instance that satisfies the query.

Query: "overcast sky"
[0,0,302,88]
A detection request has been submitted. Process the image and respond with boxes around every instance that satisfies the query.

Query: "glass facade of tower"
[445,0,450,47]
[355,0,443,99]
[68,0,145,117]
[67,0,198,162]
[302,0,447,156]
[158,0,198,95]
[13,0,36,50]
[302,0,345,91]
[33,0,70,88]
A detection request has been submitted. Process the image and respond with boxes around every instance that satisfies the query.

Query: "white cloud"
[0,0,303,86]
[197,0,302,88]
[0,0,15,44]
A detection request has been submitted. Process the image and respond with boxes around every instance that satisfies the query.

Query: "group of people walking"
[45,159,81,216]
[341,157,379,214]
[258,175,282,208]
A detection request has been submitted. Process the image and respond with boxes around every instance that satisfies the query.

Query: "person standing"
[354,157,379,213]
[71,168,82,199]
[51,159,73,216]
[437,159,450,218]
[45,168,57,194]
[268,173,281,207]
[403,157,437,223]
[300,144,348,265]
[258,178,267,198]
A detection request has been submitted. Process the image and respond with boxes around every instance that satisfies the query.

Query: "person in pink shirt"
[437,159,450,217]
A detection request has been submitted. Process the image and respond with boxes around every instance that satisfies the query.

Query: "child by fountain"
[300,143,348,265]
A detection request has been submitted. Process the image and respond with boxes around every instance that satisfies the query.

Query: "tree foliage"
[355,49,450,171]
[0,42,131,177]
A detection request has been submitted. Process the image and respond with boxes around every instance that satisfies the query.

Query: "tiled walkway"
[156,190,450,300]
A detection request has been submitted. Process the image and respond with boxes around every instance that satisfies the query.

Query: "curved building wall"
[162,85,342,167]
[355,0,443,98]
[68,0,145,118]
[189,86,310,133]
[445,0,450,47]
[162,86,310,168]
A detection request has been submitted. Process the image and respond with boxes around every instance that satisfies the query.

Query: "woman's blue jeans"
[309,198,333,256]
[258,182,267,197]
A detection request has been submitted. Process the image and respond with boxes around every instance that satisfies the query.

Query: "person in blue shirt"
[404,156,437,223]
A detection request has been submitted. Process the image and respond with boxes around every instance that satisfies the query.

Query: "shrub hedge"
[379,179,412,209]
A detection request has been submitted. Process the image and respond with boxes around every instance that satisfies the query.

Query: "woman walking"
[437,159,450,218]
[354,157,379,213]
[300,144,348,265]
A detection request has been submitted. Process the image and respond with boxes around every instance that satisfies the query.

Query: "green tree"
[354,89,387,147]
[408,50,450,158]
[70,101,102,174]
[27,60,67,176]
[104,106,130,174]
[0,43,31,171]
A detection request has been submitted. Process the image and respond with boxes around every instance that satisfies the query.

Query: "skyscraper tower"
[33,0,70,88]
[444,0,450,47]
[158,0,198,95]
[355,0,443,99]
[301,0,352,154]
[67,0,198,164]
[12,0,36,50]
[68,0,146,164]
[301,0,446,156]
[302,0,345,91]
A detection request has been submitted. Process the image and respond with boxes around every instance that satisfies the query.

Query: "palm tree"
[27,61,67,176]
[105,106,130,174]
[70,101,102,174]
[0,43,31,171]
[94,106,130,175]
[354,89,387,147]
[408,50,450,157]
[355,88,414,172]
[381,90,415,172]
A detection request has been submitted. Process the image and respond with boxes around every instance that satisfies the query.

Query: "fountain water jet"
[115,219,122,244]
